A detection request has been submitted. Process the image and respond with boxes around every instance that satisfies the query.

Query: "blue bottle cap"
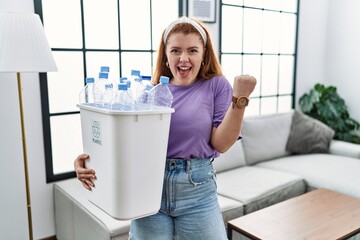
[99,72,109,79]
[119,77,128,83]
[141,75,152,81]
[100,66,110,72]
[160,76,170,84]
[118,83,128,91]
[131,70,140,76]
[86,77,95,83]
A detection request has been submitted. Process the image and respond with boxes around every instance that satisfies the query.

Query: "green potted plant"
[299,83,360,144]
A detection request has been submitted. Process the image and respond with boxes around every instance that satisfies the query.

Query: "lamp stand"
[17,72,33,240]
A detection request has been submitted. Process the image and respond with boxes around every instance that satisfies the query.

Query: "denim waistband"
[165,158,213,172]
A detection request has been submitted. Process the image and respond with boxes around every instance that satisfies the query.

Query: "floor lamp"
[0,12,57,240]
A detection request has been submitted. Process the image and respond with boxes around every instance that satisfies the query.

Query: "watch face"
[239,98,247,105]
[237,97,248,107]
[232,96,249,109]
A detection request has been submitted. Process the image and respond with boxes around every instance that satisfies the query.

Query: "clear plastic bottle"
[141,75,152,87]
[100,66,116,87]
[79,77,95,105]
[139,75,153,94]
[129,70,145,100]
[119,77,134,104]
[111,83,134,111]
[102,83,114,109]
[93,71,111,108]
[148,76,173,108]
[93,86,103,108]
[135,76,153,105]
[136,84,154,110]
[94,72,110,93]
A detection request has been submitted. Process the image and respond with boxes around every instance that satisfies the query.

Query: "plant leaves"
[299,89,320,113]
[299,83,360,144]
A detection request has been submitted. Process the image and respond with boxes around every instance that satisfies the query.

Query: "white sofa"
[54,110,360,240]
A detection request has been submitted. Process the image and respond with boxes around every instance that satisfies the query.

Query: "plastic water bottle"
[141,75,152,87]
[119,76,130,90]
[148,76,173,108]
[79,77,95,105]
[94,72,110,93]
[93,71,111,108]
[129,70,145,100]
[93,86,103,108]
[135,76,153,108]
[99,66,116,87]
[111,83,134,110]
[119,77,134,104]
[102,83,114,109]
[139,75,153,96]
[136,84,154,110]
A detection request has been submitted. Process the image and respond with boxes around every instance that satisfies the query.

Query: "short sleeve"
[212,76,233,128]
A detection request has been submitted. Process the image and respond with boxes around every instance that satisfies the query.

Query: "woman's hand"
[74,153,96,191]
[233,75,257,98]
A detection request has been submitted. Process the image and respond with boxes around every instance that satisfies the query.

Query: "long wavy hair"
[152,17,222,84]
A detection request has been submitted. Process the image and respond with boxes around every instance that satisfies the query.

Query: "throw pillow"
[286,110,335,154]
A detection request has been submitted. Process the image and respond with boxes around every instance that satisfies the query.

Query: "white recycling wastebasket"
[78,104,174,220]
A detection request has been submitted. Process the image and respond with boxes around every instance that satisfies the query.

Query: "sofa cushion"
[256,154,360,198]
[217,195,244,225]
[241,111,293,165]
[216,166,306,214]
[213,140,246,173]
[286,110,335,154]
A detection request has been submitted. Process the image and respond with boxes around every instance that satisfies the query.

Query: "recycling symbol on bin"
[92,120,102,145]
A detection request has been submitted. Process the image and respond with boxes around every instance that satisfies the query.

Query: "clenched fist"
[233,75,257,98]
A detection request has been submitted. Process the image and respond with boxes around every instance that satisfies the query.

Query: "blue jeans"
[129,158,227,240]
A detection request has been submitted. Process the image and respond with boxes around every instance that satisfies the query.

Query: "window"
[34,0,181,182]
[220,0,299,116]
[35,0,299,182]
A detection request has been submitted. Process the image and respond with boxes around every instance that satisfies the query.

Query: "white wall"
[295,0,329,107]
[325,0,360,122]
[0,0,56,239]
[0,73,29,239]
[296,0,360,123]
[1,0,359,239]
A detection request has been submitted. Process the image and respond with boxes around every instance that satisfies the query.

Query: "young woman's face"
[165,32,205,85]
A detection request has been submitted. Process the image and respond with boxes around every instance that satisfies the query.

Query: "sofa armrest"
[54,178,131,240]
[329,140,360,159]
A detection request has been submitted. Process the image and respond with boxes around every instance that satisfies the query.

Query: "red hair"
[152,17,222,84]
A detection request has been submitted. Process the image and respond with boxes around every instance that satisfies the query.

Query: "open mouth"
[178,66,191,77]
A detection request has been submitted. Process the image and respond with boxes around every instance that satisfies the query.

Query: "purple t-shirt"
[167,75,233,159]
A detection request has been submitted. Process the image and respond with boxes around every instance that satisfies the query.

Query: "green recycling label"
[92,120,102,146]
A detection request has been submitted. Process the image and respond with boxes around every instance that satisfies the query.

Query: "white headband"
[163,16,207,45]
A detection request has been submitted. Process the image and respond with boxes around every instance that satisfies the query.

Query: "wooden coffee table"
[227,188,360,240]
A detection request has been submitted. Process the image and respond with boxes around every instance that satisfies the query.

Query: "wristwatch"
[232,96,249,109]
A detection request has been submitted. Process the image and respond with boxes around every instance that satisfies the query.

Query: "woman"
[74,16,256,239]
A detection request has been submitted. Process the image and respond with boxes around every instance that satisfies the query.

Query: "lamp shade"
[0,12,57,73]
